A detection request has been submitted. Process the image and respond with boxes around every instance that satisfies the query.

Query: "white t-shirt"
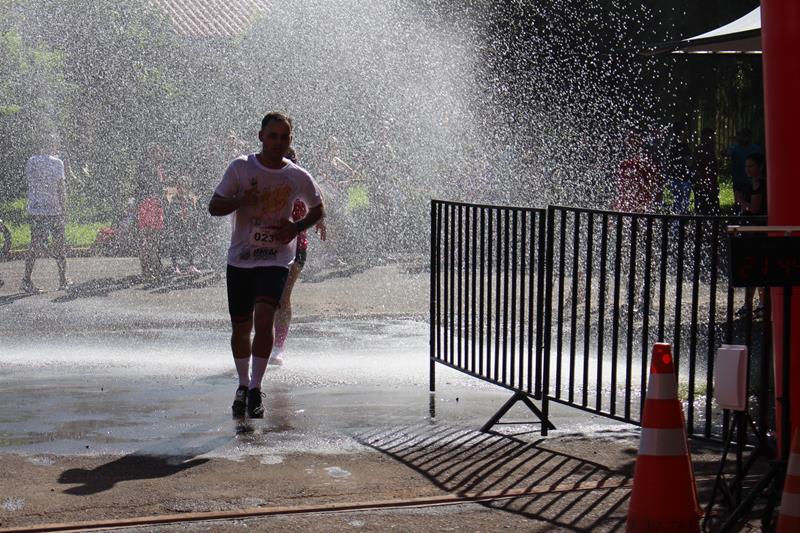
[25,155,65,216]
[214,154,323,269]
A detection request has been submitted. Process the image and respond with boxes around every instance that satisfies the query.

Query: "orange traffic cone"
[626,343,700,532]
[777,427,800,532]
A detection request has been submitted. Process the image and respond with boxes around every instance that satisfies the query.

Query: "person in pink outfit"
[271,147,326,365]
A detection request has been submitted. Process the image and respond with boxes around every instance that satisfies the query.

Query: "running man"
[208,113,324,418]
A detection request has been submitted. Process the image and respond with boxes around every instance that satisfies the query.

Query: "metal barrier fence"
[431,199,770,442]
[544,206,769,441]
[429,200,551,432]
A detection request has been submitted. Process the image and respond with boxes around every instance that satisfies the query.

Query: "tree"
[0,0,194,220]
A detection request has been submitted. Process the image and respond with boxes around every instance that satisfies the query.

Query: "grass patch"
[678,381,708,401]
[718,179,735,213]
[66,222,108,247]
[8,222,108,250]
[0,198,28,225]
[660,176,736,214]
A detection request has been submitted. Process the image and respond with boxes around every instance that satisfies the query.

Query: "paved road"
[0,257,742,532]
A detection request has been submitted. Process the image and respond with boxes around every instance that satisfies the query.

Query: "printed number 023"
[254,232,273,243]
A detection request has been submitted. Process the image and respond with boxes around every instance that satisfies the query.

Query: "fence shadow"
[356,423,632,532]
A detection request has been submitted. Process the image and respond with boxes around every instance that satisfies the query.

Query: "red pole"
[761,1,800,455]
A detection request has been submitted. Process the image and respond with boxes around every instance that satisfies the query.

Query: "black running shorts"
[226,264,289,320]
[30,215,66,255]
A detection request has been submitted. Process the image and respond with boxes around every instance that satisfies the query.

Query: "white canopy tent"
[640,7,761,55]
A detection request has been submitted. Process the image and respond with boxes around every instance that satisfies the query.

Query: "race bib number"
[249,225,278,259]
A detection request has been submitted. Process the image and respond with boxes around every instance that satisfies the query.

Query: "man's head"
[745,152,765,178]
[259,112,293,162]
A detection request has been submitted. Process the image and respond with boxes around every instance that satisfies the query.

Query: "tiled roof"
[149,0,271,38]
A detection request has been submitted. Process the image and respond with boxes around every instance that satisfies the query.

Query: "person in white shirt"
[209,113,324,418]
[21,144,70,293]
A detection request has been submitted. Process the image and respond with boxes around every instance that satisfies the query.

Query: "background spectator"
[666,124,692,215]
[21,140,70,293]
[614,134,661,213]
[725,128,762,214]
[691,127,720,215]
[137,180,165,281]
[165,176,201,275]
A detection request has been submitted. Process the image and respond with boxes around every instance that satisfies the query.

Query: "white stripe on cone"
[780,492,800,517]
[646,373,678,400]
[639,427,688,456]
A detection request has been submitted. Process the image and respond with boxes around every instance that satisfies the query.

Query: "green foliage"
[65,222,107,247]
[7,221,107,250]
[1,195,113,225]
[0,197,26,224]
[1,28,22,60]
[7,221,27,249]
[719,178,735,213]
[0,0,191,205]
[347,184,369,212]
[0,0,764,218]
[32,45,63,69]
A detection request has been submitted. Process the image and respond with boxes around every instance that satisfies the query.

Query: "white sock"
[249,356,268,389]
[234,357,250,387]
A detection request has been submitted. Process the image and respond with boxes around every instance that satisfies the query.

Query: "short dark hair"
[261,112,292,131]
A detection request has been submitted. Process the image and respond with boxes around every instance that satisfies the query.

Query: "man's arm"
[208,189,257,216]
[208,193,240,216]
[295,204,324,233]
[274,203,325,244]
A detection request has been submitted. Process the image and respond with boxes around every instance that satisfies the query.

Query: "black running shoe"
[232,385,248,418]
[247,388,265,418]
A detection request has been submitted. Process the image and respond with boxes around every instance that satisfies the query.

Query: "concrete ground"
[0,255,768,532]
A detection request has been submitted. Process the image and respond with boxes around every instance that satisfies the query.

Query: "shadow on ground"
[48,270,222,303]
[0,291,37,306]
[356,420,774,532]
[57,434,231,495]
[357,423,633,532]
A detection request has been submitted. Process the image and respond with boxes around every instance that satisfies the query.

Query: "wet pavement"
[0,257,747,531]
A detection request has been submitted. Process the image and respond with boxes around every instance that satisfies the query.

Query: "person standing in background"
[725,129,762,214]
[691,127,720,215]
[614,133,661,214]
[137,179,166,282]
[165,177,201,275]
[21,140,70,293]
[737,152,768,317]
[666,124,692,215]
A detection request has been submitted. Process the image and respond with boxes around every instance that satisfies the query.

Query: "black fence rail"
[543,206,769,441]
[430,200,551,432]
[430,199,770,443]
